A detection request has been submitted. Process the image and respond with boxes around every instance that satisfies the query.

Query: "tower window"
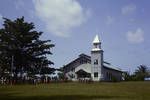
[94,44,98,48]
[94,72,98,77]
[94,59,98,65]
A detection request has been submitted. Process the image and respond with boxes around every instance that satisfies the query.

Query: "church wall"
[64,57,91,81]
[103,68,122,81]
[91,51,103,81]
[75,63,91,73]
[63,56,91,73]
[65,63,91,81]
[63,35,123,82]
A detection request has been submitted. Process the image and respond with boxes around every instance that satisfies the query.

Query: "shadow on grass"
[0,93,130,100]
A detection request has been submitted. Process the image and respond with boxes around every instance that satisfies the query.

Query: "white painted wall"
[75,63,91,73]
[65,63,91,81]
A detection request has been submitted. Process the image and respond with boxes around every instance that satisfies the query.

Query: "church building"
[63,35,123,81]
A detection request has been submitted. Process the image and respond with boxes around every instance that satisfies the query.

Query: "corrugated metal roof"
[103,63,122,72]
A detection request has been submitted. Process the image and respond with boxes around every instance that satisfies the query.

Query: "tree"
[40,67,55,74]
[123,71,132,81]
[134,65,149,81]
[0,17,54,78]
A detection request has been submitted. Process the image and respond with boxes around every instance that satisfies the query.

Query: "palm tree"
[134,65,149,81]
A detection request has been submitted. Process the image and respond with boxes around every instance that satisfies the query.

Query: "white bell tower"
[91,35,104,81]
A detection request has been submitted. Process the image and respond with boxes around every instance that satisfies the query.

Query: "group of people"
[0,75,61,85]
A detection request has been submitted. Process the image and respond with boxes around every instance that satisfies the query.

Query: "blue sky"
[0,0,150,72]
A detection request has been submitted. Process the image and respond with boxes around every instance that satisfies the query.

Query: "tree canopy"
[0,17,54,76]
[134,65,149,81]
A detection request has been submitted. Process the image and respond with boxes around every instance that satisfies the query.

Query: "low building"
[63,35,123,81]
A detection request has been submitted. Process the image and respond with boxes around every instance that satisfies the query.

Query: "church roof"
[103,63,123,72]
[63,53,123,73]
[93,34,101,44]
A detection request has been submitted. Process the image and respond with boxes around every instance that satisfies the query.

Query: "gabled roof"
[63,53,123,72]
[63,53,91,68]
[79,53,91,60]
[103,63,123,73]
[75,69,91,74]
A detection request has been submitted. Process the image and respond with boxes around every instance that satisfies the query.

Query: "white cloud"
[106,16,114,25]
[127,28,144,44]
[122,4,136,15]
[32,0,90,37]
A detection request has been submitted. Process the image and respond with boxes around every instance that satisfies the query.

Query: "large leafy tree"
[0,17,54,76]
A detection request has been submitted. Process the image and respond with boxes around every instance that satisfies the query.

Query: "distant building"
[63,35,123,81]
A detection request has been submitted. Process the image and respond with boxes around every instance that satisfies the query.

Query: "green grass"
[0,81,150,100]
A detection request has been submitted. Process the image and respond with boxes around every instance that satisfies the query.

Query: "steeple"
[92,35,102,52]
[91,34,104,81]
[93,34,101,44]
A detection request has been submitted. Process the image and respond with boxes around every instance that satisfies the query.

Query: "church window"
[106,72,109,79]
[94,72,98,77]
[94,44,99,48]
[94,45,97,48]
[94,59,98,65]
[106,72,113,81]
[108,73,112,80]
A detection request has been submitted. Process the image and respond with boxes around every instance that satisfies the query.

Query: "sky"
[0,0,150,73]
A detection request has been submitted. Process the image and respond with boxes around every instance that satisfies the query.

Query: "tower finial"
[92,34,102,52]
[93,34,100,44]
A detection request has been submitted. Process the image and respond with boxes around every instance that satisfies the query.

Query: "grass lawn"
[0,81,150,100]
